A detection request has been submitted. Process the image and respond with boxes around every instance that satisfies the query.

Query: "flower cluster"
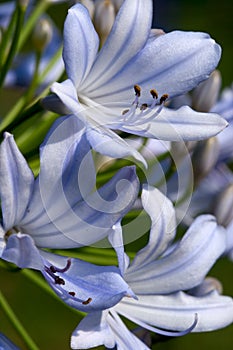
[0,0,233,349]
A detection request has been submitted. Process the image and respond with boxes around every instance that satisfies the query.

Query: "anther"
[140,103,148,111]
[54,276,65,285]
[82,297,92,305]
[150,89,158,99]
[122,109,130,115]
[49,258,71,273]
[160,94,169,104]
[134,84,141,97]
[69,291,76,297]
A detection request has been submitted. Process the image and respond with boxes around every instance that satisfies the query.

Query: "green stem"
[0,290,40,350]
[0,3,25,87]
[0,4,18,65]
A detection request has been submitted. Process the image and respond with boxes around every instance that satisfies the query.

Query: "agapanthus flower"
[0,115,138,311]
[44,0,227,164]
[71,186,233,349]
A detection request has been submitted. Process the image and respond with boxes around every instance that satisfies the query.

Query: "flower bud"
[76,0,95,18]
[192,137,220,186]
[94,0,115,45]
[31,18,53,53]
[192,70,222,112]
[214,183,233,227]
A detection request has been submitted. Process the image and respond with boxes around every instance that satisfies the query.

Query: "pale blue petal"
[0,133,34,230]
[128,186,176,271]
[126,215,226,293]
[28,166,139,248]
[1,233,44,270]
[41,252,134,313]
[107,310,151,350]
[51,79,84,118]
[63,4,99,87]
[108,222,128,276]
[119,106,228,141]
[88,31,221,103]
[0,224,5,257]
[0,333,20,350]
[85,123,147,167]
[116,291,233,332]
[71,311,115,349]
[81,0,152,92]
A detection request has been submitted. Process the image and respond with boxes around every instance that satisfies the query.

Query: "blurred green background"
[1,0,233,349]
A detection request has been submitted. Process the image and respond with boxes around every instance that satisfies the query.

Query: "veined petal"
[126,215,226,293]
[81,0,152,92]
[120,106,228,141]
[116,290,233,332]
[0,224,6,257]
[0,133,34,230]
[71,311,115,349]
[21,115,95,234]
[85,122,147,167]
[51,79,84,118]
[28,166,139,248]
[0,333,20,350]
[89,31,221,103]
[107,310,151,350]
[42,253,135,313]
[2,233,44,270]
[63,4,99,87]
[128,186,176,272]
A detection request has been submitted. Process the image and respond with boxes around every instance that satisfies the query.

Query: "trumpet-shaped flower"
[43,0,227,163]
[0,115,138,311]
[71,186,233,349]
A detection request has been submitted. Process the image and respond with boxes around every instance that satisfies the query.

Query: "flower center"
[120,85,168,127]
[4,227,19,241]
[44,258,92,305]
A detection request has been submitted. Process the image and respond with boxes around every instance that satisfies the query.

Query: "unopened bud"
[94,0,115,45]
[189,277,223,296]
[214,183,233,227]
[192,137,219,186]
[76,0,95,18]
[192,70,222,112]
[32,18,52,53]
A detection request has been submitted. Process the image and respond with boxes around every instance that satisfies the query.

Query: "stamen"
[134,84,141,97]
[140,103,148,111]
[82,297,92,305]
[49,258,71,273]
[160,93,169,105]
[150,89,158,99]
[69,292,76,297]
[122,109,130,115]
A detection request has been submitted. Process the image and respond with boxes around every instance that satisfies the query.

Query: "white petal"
[120,106,228,141]
[81,0,152,92]
[2,233,44,270]
[116,290,233,332]
[86,122,147,167]
[71,312,115,349]
[88,31,221,103]
[63,3,99,87]
[126,215,226,293]
[0,133,34,230]
[128,185,176,272]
